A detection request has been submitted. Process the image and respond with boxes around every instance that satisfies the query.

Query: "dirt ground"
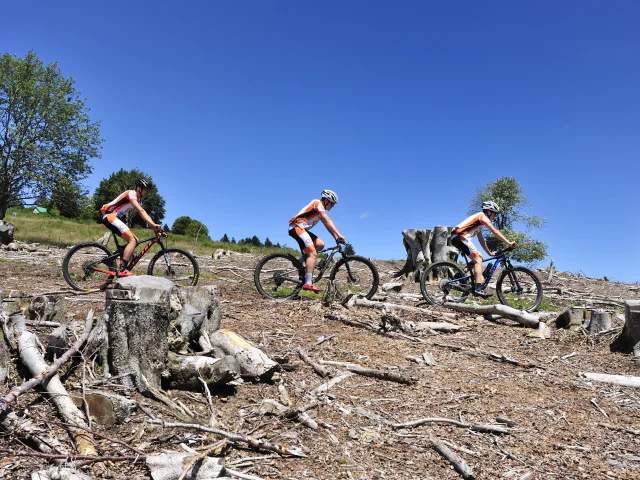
[1,244,639,479]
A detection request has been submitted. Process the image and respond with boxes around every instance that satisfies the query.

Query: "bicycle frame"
[93,233,164,275]
[448,248,514,292]
[312,244,345,282]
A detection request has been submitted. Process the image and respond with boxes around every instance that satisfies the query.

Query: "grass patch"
[8,209,298,258]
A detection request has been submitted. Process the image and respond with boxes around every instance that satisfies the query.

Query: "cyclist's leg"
[454,234,485,285]
[103,214,135,269]
[289,227,320,289]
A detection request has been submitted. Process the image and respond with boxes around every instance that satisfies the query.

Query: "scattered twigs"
[198,376,217,427]
[316,334,336,345]
[431,437,475,479]
[590,398,608,417]
[324,312,427,344]
[178,439,229,480]
[312,371,354,395]
[598,423,640,436]
[148,418,306,457]
[432,342,543,369]
[298,348,330,378]
[392,417,510,435]
[0,312,95,410]
[0,449,144,466]
[224,468,266,480]
[443,303,539,328]
[346,364,415,384]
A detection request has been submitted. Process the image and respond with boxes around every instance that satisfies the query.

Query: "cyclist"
[288,189,346,293]
[450,200,516,297]
[100,177,162,277]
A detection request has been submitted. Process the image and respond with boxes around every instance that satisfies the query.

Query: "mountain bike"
[62,231,199,291]
[254,243,379,301]
[419,247,543,312]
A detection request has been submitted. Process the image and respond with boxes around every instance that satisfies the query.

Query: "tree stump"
[0,220,14,245]
[106,276,174,391]
[28,295,67,325]
[588,309,611,334]
[555,307,586,330]
[393,227,459,282]
[611,300,640,356]
[171,285,222,351]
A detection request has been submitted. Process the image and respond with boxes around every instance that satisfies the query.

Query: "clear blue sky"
[2,1,638,282]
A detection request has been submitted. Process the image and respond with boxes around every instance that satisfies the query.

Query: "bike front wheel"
[62,242,116,291]
[420,261,470,306]
[147,248,199,287]
[254,253,304,299]
[496,267,542,312]
[329,256,379,301]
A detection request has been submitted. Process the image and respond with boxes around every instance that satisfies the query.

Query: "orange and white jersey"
[288,199,326,230]
[100,190,140,218]
[453,212,492,238]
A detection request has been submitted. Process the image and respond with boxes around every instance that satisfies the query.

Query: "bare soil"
[1,244,639,479]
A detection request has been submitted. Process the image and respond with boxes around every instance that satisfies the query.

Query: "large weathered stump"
[588,309,611,334]
[106,276,174,391]
[555,307,586,330]
[393,226,458,281]
[171,285,222,351]
[0,220,14,245]
[611,300,640,356]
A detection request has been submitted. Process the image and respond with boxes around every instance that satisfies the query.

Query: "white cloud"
[360,212,370,219]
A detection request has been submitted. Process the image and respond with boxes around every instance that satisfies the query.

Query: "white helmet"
[321,189,338,204]
[481,200,500,213]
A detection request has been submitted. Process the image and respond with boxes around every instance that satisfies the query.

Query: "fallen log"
[431,437,475,480]
[443,302,539,328]
[579,372,640,388]
[165,351,241,389]
[209,329,278,380]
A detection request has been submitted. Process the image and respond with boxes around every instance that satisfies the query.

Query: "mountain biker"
[100,177,162,277]
[288,189,346,293]
[450,200,516,297]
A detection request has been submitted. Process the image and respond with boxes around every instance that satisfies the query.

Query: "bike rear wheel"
[496,266,542,312]
[62,242,116,291]
[147,248,199,287]
[420,261,470,306]
[329,256,379,301]
[254,253,304,299]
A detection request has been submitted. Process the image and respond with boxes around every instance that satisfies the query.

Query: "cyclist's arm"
[477,231,495,256]
[131,199,161,232]
[318,212,345,243]
[485,224,516,248]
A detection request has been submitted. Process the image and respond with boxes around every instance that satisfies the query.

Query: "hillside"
[0,233,639,479]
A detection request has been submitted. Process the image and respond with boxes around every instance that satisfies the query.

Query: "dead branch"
[0,448,144,465]
[0,312,94,410]
[392,416,510,435]
[431,437,475,479]
[148,418,306,457]
[598,423,640,436]
[324,312,428,344]
[432,342,543,369]
[298,348,330,378]
[346,364,415,384]
[579,372,640,388]
[443,302,539,328]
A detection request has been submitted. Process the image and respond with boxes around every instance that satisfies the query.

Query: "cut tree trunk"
[431,225,458,263]
[209,329,279,380]
[611,300,640,356]
[70,389,137,427]
[393,227,458,282]
[0,220,14,245]
[165,351,241,389]
[588,309,611,334]
[555,307,586,330]
[106,276,174,391]
[393,229,433,282]
[443,302,539,328]
[171,285,222,351]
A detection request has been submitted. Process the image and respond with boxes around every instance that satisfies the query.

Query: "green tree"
[93,169,165,226]
[220,233,230,243]
[171,215,209,239]
[343,243,355,257]
[0,51,103,219]
[264,237,273,248]
[49,175,90,219]
[469,177,547,263]
[251,235,262,247]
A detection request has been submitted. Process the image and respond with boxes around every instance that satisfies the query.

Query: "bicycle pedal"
[473,289,493,299]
